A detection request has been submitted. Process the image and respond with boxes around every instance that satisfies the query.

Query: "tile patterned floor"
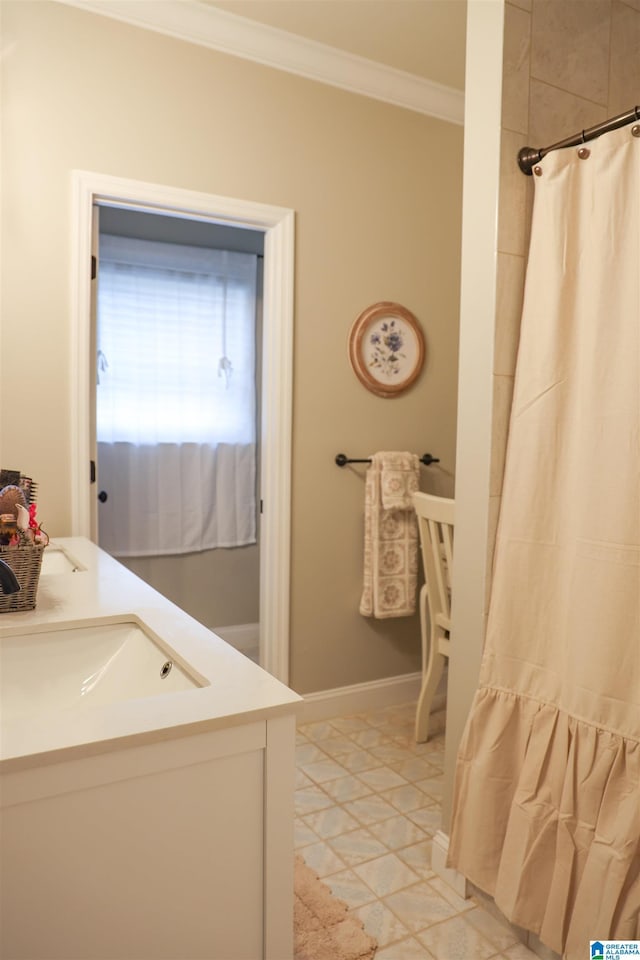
[295,701,539,960]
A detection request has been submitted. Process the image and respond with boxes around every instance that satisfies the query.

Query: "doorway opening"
[95,205,264,663]
[71,171,294,683]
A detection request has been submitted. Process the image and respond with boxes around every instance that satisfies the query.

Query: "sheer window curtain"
[96,235,258,557]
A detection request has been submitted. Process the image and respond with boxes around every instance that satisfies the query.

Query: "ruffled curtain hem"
[447,687,640,960]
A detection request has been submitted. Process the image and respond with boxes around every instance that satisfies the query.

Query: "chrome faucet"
[0,559,20,594]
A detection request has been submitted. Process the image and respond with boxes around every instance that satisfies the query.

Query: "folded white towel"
[360,452,420,619]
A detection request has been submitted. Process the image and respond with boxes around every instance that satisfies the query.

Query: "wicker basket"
[0,542,46,613]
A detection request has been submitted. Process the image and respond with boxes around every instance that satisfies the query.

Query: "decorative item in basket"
[0,475,48,613]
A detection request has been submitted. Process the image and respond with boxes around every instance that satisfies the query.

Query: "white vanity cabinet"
[2,715,296,960]
[0,538,301,960]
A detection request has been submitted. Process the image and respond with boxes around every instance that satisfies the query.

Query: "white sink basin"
[0,617,205,723]
[40,545,86,575]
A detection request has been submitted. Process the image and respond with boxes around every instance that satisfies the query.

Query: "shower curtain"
[448,124,639,960]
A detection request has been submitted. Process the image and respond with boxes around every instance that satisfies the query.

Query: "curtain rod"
[518,105,640,175]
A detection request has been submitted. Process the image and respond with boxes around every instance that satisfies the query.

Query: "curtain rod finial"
[517,146,540,175]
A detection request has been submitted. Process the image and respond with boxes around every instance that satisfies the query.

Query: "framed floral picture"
[348,302,425,398]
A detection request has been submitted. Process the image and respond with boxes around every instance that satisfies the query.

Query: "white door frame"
[70,170,294,684]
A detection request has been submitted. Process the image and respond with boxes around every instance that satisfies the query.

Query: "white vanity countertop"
[0,538,302,770]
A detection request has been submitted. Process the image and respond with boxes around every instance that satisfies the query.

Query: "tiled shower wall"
[486,0,640,616]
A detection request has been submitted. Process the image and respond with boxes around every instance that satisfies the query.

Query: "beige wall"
[443,0,640,830]
[123,546,260,630]
[0,1,463,693]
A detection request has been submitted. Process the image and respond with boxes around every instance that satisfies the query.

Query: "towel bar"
[335,453,440,467]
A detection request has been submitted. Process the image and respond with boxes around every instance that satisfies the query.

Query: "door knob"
[98,491,108,503]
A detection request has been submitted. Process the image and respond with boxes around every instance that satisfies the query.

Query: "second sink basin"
[40,545,86,575]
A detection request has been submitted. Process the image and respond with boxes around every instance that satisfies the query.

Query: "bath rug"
[294,855,377,960]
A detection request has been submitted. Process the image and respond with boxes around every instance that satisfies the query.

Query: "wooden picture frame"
[348,302,425,398]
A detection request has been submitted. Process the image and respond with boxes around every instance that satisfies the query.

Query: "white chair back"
[413,492,454,630]
[411,492,455,742]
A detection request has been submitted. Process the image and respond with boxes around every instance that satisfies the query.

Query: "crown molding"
[55,0,464,125]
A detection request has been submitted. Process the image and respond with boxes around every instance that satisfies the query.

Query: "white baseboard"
[212,622,259,654]
[299,672,446,724]
[431,830,469,899]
